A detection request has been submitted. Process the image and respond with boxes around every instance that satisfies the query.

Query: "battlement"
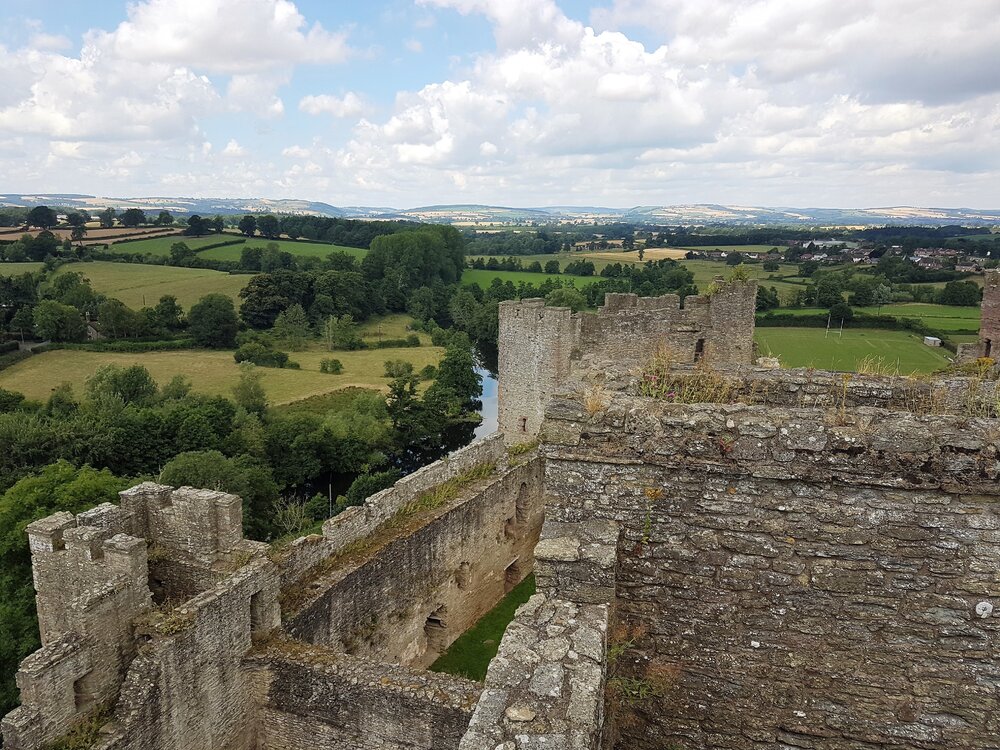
[498,280,757,441]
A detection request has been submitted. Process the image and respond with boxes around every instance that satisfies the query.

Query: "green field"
[754,328,952,373]
[462,268,601,289]
[771,304,980,332]
[0,262,43,276]
[0,340,444,405]
[198,240,367,262]
[430,574,535,681]
[100,234,233,256]
[56,262,251,309]
[678,244,786,254]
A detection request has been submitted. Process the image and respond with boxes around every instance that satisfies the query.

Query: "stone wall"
[286,453,544,669]
[247,640,480,750]
[497,282,757,442]
[458,594,610,750]
[542,392,1000,750]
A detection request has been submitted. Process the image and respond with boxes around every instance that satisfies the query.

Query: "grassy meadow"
[0,262,44,276]
[56,262,251,309]
[0,313,440,405]
[0,343,443,405]
[198,239,367,261]
[754,327,952,374]
[769,304,980,332]
[101,234,236,256]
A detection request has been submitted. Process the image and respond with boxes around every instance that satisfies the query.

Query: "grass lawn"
[0,262,43,275]
[198,240,367,261]
[430,574,536,681]
[462,268,601,289]
[99,235,238,257]
[771,304,980,332]
[0,343,444,405]
[754,327,952,374]
[56,262,252,309]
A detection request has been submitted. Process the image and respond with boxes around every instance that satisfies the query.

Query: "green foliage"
[233,341,290,368]
[33,300,86,342]
[85,364,158,406]
[272,303,311,350]
[544,287,587,311]
[232,363,268,416]
[341,468,402,509]
[188,293,238,348]
[319,358,343,374]
[384,359,414,378]
[159,451,279,539]
[0,462,128,715]
[829,301,854,324]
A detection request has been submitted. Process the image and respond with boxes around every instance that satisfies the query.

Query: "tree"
[428,340,481,409]
[762,260,780,272]
[238,215,257,237]
[637,247,645,261]
[70,225,86,246]
[829,301,854,324]
[155,210,173,226]
[169,241,196,265]
[232,363,268,416]
[152,295,184,331]
[188,293,238,348]
[10,306,34,341]
[210,215,225,233]
[258,214,280,239]
[937,280,981,306]
[185,215,209,236]
[65,211,89,228]
[815,276,845,308]
[97,299,144,339]
[322,314,362,350]
[98,207,116,229]
[545,287,587,311]
[544,260,560,274]
[872,284,892,316]
[272,304,310,350]
[756,286,780,311]
[32,300,85,342]
[85,364,158,405]
[25,206,57,229]
[158,450,279,539]
[120,208,146,228]
[726,251,745,266]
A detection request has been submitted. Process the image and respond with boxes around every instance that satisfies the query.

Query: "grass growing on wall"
[430,574,536,681]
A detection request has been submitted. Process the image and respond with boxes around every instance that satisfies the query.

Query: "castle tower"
[497,299,575,443]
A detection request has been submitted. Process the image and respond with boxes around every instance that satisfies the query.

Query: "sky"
[1,0,999,208]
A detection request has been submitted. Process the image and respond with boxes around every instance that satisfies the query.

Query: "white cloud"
[221,139,247,157]
[28,33,72,51]
[299,92,366,118]
[405,39,424,53]
[93,0,352,74]
[282,145,311,158]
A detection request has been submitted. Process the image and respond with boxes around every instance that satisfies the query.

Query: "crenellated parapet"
[498,280,757,442]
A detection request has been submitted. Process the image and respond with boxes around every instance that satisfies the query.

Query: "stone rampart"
[285,453,544,669]
[247,640,480,750]
[542,391,1000,750]
[498,281,757,442]
[458,594,610,750]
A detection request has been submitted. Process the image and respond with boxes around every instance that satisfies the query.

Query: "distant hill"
[3,194,1000,226]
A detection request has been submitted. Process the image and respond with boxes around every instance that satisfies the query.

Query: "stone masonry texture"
[543,391,1000,750]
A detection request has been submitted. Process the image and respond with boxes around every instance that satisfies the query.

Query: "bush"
[419,364,437,380]
[55,338,194,353]
[0,341,18,354]
[233,342,290,368]
[384,359,414,378]
[320,358,343,374]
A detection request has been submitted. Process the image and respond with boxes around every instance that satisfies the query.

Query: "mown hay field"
[54,262,252,309]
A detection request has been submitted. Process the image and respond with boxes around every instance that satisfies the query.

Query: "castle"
[4,275,999,750]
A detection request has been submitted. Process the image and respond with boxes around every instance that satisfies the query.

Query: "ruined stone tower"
[498,278,758,442]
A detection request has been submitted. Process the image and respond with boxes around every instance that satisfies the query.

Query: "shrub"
[384,359,414,378]
[419,364,437,381]
[233,342,290,368]
[320,358,343,374]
